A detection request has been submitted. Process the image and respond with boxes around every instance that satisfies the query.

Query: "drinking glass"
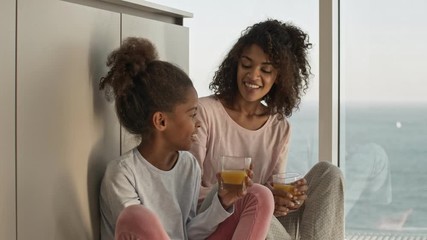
[220,156,251,193]
[272,172,302,194]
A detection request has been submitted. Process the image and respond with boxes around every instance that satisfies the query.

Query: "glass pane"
[340,0,427,237]
[287,102,319,174]
[148,0,320,173]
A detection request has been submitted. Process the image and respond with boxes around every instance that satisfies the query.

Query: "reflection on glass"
[340,0,427,237]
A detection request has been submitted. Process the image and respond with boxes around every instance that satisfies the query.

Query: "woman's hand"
[269,177,308,217]
[217,164,254,209]
[288,178,308,210]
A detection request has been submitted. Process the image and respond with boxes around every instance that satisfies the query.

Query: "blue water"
[287,102,427,234]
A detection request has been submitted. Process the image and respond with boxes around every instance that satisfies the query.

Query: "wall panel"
[17,0,120,239]
[0,0,17,239]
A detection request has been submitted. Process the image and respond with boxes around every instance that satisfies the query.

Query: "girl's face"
[164,87,200,151]
[236,44,278,103]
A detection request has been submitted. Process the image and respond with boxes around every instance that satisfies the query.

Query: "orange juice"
[220,170,247,194]
[273,183,295,193]
[221,170,247,184]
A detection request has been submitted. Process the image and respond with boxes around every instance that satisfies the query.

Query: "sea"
[286,102,427,235]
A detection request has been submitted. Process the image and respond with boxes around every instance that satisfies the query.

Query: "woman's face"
[164,87,200,151]
[236,44,278,103]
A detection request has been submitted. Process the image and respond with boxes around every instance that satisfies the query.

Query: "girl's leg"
[115,205,170,240]
[207,184,274,240]
[278,161,344,240]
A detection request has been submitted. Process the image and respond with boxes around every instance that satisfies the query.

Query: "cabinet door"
[0,0,16,239]
[121,14,190,153]
[17,0,120,239]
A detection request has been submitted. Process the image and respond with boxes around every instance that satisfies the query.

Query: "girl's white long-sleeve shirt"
[99,148,232,240]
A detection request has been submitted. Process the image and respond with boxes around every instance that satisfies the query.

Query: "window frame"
[318,0,340,166]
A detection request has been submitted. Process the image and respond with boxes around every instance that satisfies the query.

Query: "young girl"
[98,37,274,240]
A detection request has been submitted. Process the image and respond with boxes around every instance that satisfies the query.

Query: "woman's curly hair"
[210,19,312,117]
[99,37,193,142]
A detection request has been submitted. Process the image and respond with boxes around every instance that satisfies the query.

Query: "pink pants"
[115,184,274,240]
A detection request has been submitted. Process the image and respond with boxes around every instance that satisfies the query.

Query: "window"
[144,0,427,237]
[147,0,320,174]
[340,0,427,237]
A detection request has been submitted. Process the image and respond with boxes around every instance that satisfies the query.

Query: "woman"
[190,19,344,240]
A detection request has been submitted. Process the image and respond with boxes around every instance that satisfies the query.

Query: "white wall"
[16,1,120,239]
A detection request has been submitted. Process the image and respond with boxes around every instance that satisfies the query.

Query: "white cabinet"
[0,0,190,239]
[0,0,17,239]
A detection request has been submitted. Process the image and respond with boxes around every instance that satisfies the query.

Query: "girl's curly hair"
[210,19,312,117]
[99,37,193,142]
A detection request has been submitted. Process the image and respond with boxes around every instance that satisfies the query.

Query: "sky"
[341,0,427,104]
[145,0,426,104]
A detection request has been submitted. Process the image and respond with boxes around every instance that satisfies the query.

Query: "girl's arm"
[100,161,141,230]
[186,165,233,240]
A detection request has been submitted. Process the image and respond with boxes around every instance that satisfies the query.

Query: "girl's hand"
[268,177,308,217]
[217,164,254,209]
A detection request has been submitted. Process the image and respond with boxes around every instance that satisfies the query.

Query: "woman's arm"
[189,99,214,201]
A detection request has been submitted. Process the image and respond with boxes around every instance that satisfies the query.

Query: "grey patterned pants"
[267,161,345,240]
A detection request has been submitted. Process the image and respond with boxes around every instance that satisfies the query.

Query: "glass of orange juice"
[220,156,251,193]
[272,172,302,194]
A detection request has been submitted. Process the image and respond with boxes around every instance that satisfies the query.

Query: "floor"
[346,232,427,240]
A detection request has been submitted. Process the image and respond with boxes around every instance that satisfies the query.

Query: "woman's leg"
[266,215,293,240]
[115,205,170,240]
[207,184,274,240]
[278,161,345,240]
[276,209,301,239]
